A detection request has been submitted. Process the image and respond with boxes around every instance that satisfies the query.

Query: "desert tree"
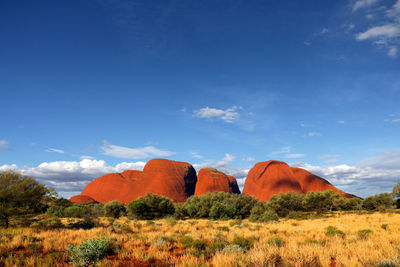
[0,170,54,227]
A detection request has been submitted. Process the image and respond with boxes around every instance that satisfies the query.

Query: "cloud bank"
[1,151,399,199]
[102,141,174,159]
[193,106,242,123]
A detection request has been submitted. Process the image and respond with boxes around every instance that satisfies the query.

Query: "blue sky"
[1,0,399,198]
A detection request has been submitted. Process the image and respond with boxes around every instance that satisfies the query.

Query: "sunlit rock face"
[194,168,241,196]
[242,160,303,201]
[71,159,197,204]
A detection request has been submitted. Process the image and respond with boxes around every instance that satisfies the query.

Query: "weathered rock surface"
[194,168,240,195]
[74,159,197,204]
[291,167,353,198]
[69,195,96,203]
[242,160,303,201]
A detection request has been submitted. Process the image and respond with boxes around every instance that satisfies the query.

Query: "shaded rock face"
[69,195,96,203]
[242,160,304,201]
[242,160,355,201]
[194,168,241,196]
[75,159,197,204]
[291,167,353,198]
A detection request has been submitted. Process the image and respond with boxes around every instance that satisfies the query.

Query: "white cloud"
[347,24,355,32]
[352,0,400,57]
[0,159,146,199]
[386,0,400,20]
[356,24,400,40]
[388,46,398,57]
[45,148,65,154]
[0,140,11,151]
[319,154,341,163]
[190,152,203,159]
[269,146,305,159]
[242,157,256,162]
[384,114,400,122]
[308,132,321,137]
[353,0,380,11]
[304,41,312,46]
[80,155,95,160]
[101,141,174,159]
[269,146,291,156]
[291,151,400,197]
[193,106,242,123]
[320,28,329,34]
[285,153,305,159]
[338,120,345,124]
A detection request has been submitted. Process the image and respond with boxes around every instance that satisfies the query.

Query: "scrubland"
[1,211,399,266]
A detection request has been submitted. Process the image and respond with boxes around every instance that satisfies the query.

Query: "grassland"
[0,211,399,266]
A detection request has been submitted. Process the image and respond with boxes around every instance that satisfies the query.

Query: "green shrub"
[302,191,341,214]
[127,193,175,220]
[173,203,187,219]
[67,218,96,230]
[249,203,266,222]
[267,192,305,217]
[261,209,279,222]
[67,237,112,267]
[358,229,373,239]
[222,244,244,253]
[336,197,362,211]
[268,237,283,247]
[378,259,399,267]
[229,219,242,227]
[381,224,389,230]
[325,226,346,238]
[209,202,236,219]
[191,239,207,250]
[104,200,125,218]
[362,193,394,211]
[209,241,226,253]
[179,235,194,248]
[30,216,63,230]
[217,226,230,232]
[232,235,254,250]
[183,192,258,219]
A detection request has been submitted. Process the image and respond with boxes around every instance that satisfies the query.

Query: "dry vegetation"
[1,212,399,266]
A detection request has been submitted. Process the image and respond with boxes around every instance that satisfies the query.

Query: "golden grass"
[0,212,399,266]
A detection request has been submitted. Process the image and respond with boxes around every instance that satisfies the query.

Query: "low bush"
[208,241,226,253]
[67,237,113,267]
[302,191,341,214]
[325,226,346,238]
[30,216,63,230]
[104,200,125,218]
[127,193,175,220]
[183,192,258,219]
[362,193,394,211]
[67,218,96,230]
[268,237,283,247]
[358,229,373,240]
[378,259,399,267]
[232,235,255,250]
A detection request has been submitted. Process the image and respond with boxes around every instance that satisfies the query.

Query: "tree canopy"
[0,170,54,227]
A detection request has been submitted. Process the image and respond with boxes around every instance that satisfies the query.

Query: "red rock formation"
[78,159,197,204]
[291,167,353,198]
[137,159,197,203]
[81,173,137,204]
[69,195,96,203]
[194,168,241,195]
[242,160,303,201]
